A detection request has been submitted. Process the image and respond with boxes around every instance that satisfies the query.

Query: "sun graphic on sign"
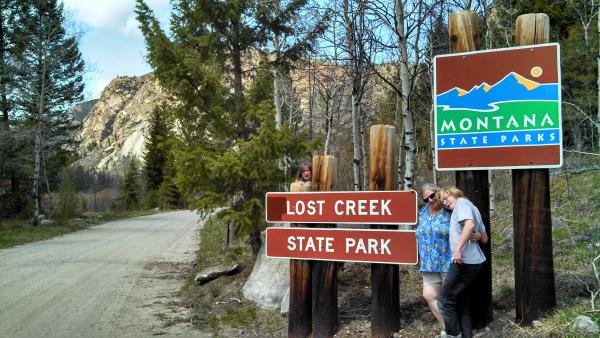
[530,66,543,77]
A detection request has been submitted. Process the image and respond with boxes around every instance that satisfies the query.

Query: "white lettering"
[357,200,367,216]
[492,116,503,128]
[334,200,343,215]
[507,115,519,128]
[441,120,456,132]
[476,117,488,130]
[381,200,391,215]
[287,236,296,250]
[459,118,472,131]
[524,114,535,128]
[345,238,356,253]
[541,113,554,126]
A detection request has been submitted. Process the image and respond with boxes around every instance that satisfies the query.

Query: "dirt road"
[0,211,209,338]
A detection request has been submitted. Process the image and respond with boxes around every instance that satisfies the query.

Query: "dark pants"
[438,263,482,338]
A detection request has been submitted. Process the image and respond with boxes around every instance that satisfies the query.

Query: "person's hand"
[452,250,463,264]
[470,231,481,241]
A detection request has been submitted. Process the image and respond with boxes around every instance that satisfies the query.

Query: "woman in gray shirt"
[437,186,488,338]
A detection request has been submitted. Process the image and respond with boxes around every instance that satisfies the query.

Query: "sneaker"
[434,331,447,338]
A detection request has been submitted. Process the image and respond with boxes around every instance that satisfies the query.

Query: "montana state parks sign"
[434,43,562,170]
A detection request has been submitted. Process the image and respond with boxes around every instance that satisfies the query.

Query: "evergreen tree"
[121,159,140,210]
[136,1,317,256]
[143,105,169,208]
[12,0,84,225]
[159,152,183,209]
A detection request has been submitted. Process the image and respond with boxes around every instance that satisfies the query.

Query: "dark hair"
[297,162,312,181]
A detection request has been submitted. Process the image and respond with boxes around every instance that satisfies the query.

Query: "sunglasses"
[423,192,436,203]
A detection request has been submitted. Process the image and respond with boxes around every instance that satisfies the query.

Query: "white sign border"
[432,43,563,171]
[265,227,419,265]
[265,190,418,225]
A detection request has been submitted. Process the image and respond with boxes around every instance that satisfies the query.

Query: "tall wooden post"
[288,181,312,337]
[448,10,493,327]
[311,155,338,337]
[512,13,556,324]
[369,125,399,338]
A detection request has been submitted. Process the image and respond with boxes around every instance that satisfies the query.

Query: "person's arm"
[452,218,475,264]
[479,230,488,244]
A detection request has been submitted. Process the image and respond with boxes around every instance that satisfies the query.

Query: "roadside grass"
[182,215,285,337]
[490,169,600,335]
[0,209,156,249]
[181,169,600,337]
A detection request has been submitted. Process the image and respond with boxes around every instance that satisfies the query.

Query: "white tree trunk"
[361,113,369,190]
[396,1,414,191]
[32,122,41,226]
[274,69,283,130]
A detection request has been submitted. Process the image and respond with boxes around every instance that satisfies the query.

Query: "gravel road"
[0,210,209,338]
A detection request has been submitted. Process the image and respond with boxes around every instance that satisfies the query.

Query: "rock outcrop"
[77,74,166,173]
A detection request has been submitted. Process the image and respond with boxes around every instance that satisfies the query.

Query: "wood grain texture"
[449,11,479,53]
[448,10,493,328]
[513,14,556,324]
[369,125,400,337]
[311,155,338,337]
[288,181,312,337]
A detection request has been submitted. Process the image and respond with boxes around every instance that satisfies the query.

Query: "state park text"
[266,228,418,264]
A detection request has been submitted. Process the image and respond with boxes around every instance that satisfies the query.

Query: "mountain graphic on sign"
[437,72,559,110]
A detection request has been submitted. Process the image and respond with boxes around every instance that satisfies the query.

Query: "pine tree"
[12,0,84,225]
[121,159,140,210]
[143,105,169,207]
[136,0,317,256]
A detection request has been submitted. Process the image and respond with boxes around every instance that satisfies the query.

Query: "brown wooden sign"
[266,227,417,264]
[265,191,417,225]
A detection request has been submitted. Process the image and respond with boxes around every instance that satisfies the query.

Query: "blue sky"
[62,0,171,100]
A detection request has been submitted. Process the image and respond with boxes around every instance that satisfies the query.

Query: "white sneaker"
[434,331,447,338]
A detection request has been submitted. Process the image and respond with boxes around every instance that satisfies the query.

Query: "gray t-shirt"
[449,198,487,264]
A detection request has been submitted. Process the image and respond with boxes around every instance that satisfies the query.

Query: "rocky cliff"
[77,74,166,173]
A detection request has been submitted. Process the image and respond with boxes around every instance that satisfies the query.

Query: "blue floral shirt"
[416,205,452,272]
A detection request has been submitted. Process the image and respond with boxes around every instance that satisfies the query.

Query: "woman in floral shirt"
[416,183,452,333]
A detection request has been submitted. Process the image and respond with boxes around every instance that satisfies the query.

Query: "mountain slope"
[77,74,166,173]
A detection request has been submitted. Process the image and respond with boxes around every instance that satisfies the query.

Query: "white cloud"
[123,15,140,36]
[62,0,169,31]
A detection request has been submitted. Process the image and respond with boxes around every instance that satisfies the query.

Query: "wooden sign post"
[311,155,338,337]
[288,180,312,338]
[512,13,556,323]
[448,11,493,327]
[369,124,400,337]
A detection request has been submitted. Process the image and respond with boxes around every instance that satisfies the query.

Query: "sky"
[62,0,171,100]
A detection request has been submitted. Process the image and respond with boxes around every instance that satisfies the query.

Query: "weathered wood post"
[448,10,493,327]
[311,155,338,337]
[512,13,556,323]
[370,125,399,337]
[288,181,312,337]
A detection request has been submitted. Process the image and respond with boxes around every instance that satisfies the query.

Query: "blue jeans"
[438,263,482,338]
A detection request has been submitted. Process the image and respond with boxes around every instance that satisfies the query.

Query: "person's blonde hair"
[439,186,464,199]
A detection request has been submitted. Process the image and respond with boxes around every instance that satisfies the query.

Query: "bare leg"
[423,282,445,329]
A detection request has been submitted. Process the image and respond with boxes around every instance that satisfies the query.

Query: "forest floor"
[0,209,156,249]
[182,167,600,337]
